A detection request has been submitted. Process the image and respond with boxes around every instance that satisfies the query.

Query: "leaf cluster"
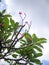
[0,10,47,65]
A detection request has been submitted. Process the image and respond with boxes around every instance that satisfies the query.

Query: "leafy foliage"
[0,10,47,65]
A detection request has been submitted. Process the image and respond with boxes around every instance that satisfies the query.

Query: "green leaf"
[20,49,27,56]
[12,54,17,58]
[5,60,10,63]
[14,22,19,30]
[0,54,3,57]
[20,39,26,44]
[5,14,12,17]
[7,25,14,32]
[20,39,26,42]
[32,59,41,64]
[17,64,21,65]
[16,50,20,54]
[32,49,36,55]
[30,63,33,65]
[2,9,6,14]
[34,53,43,58]
[39,38,46,40]
[36,44,43,48]
[10,18,15,27]
[20,39,26,45]
[32,34,38,42]
[37,38,47,43]
[0,17,3,22]
[0,12,2,17]
[33,46,42,52]
[3,39,12,44]
[10,18,19,31]
[4,32,11,40]
[4,17,9,29]
[33,59,41,64]
[25,32,32,43]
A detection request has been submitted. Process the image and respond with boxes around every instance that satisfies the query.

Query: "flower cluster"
[19,11,32,32]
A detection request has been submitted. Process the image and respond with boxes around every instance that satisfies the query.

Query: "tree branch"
[12,34,25,47]
[10,25,25,47]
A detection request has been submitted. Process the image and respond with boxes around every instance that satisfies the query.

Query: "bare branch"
[10,25,25,47]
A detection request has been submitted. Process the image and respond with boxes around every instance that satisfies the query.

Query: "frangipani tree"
[0,9,46,65]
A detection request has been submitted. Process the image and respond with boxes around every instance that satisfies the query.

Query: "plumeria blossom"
[18,11,32,33]
[19,11,32,29]
[19,11,26,24]
[19,11,22,15]
[25,21,32,32]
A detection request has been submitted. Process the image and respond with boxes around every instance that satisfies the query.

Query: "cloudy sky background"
[0,0,49,65]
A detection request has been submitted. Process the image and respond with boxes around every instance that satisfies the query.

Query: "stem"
[10,25,25,47]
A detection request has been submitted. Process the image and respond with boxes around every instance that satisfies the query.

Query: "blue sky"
[42,60,49,65]
[0,0,6,11]
[0,0,49,65]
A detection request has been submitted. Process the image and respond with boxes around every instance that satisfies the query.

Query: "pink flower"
[19,12,22,15]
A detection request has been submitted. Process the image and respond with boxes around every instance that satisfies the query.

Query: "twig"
[12,34,25,47]
[19,12,26,25]
[10,25,25,47]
